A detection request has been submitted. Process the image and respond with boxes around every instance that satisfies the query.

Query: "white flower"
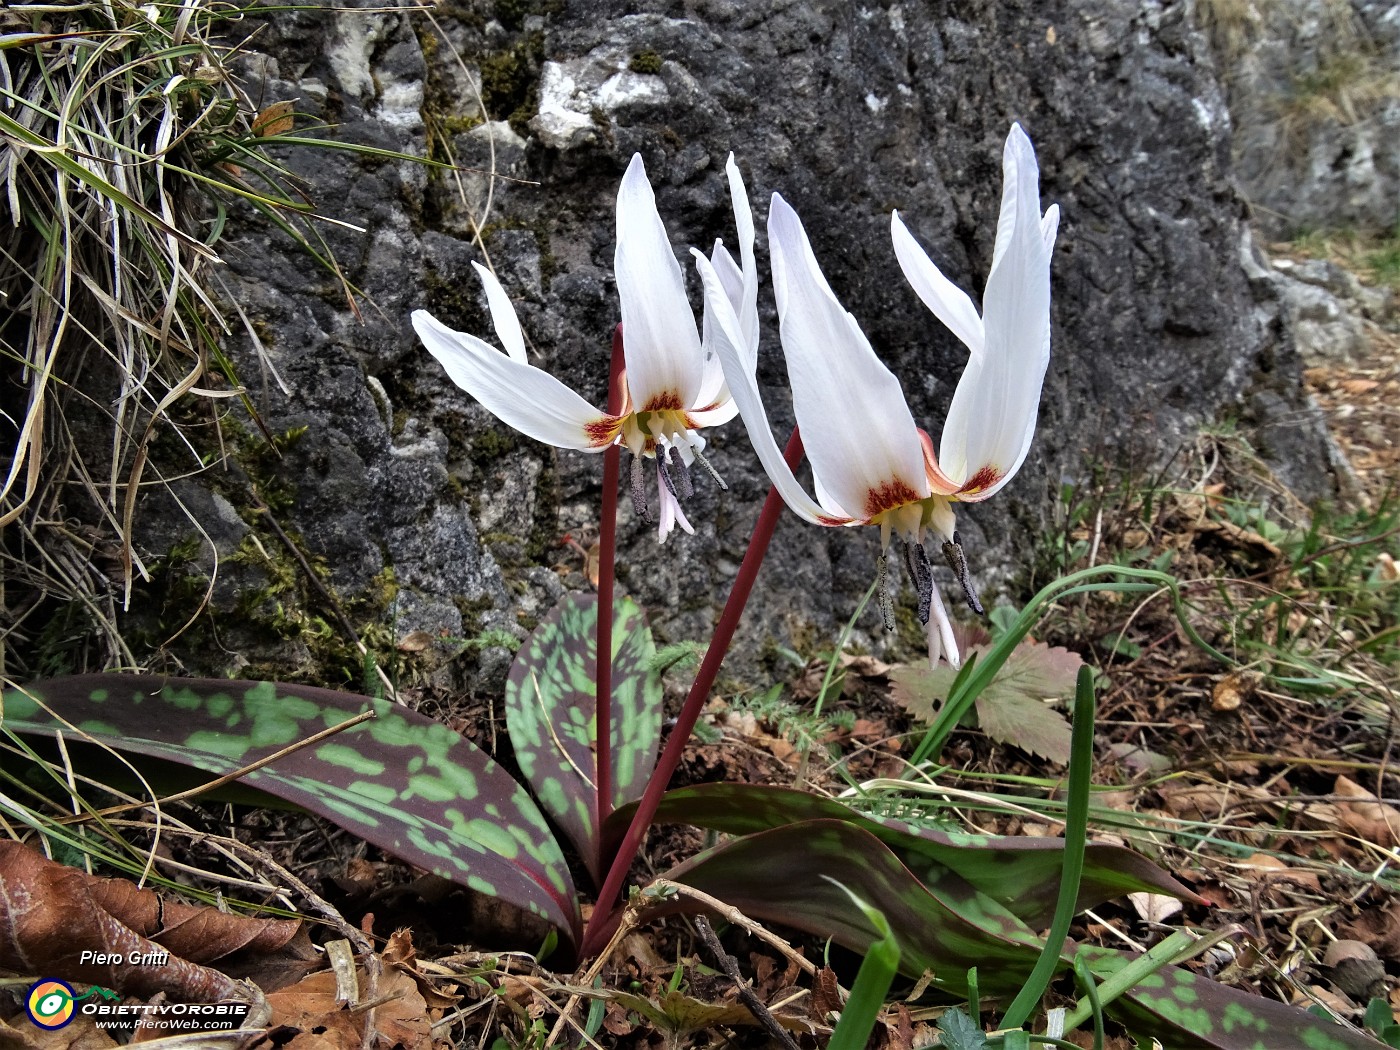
[413,153,755,541]
[696,124,1058,666]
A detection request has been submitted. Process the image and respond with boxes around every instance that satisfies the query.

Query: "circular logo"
[26,980,76,1030]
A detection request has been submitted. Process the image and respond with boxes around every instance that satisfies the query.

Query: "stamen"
[630,454,652,523]
[666,445,695,499]
[876,552,896,632]
[690,445,728,491]
[942,530,985,616]
[911,541,934,625]
[657,447,680,500]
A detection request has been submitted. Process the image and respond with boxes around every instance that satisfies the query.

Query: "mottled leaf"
[890,639,1081,762]
[654,818,1044,996]
[505,592,662,882]
[608,783,1202,926]
[2,675,579,945]
[653,818,1381,1050]
[1081,947,1386,1050]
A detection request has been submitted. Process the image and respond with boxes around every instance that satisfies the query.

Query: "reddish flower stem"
[595,324,626,839]
[581,427,805,958]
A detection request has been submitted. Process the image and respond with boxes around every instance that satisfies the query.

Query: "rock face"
[131,0,1338,685]
[1202,0,1400,238]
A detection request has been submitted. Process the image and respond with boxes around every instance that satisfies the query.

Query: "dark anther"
[630,455,652,523]
[691,446,728,490]
[666,445,695,499]
[657,449,680,500]
[910,541,934,624]
[941,530,985,615]
[876,553,896,632]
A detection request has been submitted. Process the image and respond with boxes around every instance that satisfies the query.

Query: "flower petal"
[693,250,852,526]
[769,193,929,521]
[940,125,1055,498]
[655,461,695,542]
[725,153,760,362]
[413,310,620,451]
[891,210,985,359]
[615,153,703,410]
[694,238,739,412]
[471,262,527,363]
[927,583,960,669]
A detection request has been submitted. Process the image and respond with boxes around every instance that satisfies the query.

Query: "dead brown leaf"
[1333,775,1400,847]
[0,841,302,1001]
[1236,853,1322,893]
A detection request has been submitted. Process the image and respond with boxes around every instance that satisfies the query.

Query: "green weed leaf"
[935,1007,988,1050]
[890,634,1081,763]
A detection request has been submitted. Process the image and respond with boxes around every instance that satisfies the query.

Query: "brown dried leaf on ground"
[0,841,302,1000]
[1333,775,1400,848]
[264,951,445,1050]
[0,1015,120,1050]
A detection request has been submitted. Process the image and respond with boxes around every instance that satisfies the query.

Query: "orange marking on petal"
[863,478,923,518]
[642,391,684,412]
[816,514,852,526]
[583,415,626,448]
[958,464,1003,496]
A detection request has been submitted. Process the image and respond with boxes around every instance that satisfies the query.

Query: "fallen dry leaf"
[0,841,302,1001]
[1236,853,1322,893]
[1333,775,1400,847]
[1127,891,1183,924]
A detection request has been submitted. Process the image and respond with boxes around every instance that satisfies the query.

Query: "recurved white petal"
[615,153,703,410]
[725,153,760,362]
[694,239,740,412]
[769,194,929,521]
[471,261,527,363]
[941,125,1055,499]
[927,583,960,669]
[413,310,617,452]
[891,210,985,358]
[694,249,851,526]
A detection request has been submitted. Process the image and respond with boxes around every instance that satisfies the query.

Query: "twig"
[647,880,816,977]
[693,915,801,1050]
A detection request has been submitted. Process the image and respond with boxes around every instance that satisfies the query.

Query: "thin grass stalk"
[998,665,1095,1030]
[582,428,805,956]
[595,324,625,836]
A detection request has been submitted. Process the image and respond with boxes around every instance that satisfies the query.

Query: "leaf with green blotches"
[652,819,1045,996]
[1080,947,1387,1050]
[607,783,1203,928]
[890,638,1082,762]
[505,592,661,884]
[1,675,579,947]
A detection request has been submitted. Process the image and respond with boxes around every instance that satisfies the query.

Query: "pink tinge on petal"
[917,429,964,496]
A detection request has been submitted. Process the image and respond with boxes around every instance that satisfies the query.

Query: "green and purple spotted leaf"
[1,675,580,945]
[647,805,1380,1050]
[654,818,1045,992]
[505,592,661,882]
[1079,947,1386,1050]
[607,783,1203,925]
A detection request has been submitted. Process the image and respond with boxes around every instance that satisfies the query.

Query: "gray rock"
[127,0,1341,685]
[1196,0,1400,237]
